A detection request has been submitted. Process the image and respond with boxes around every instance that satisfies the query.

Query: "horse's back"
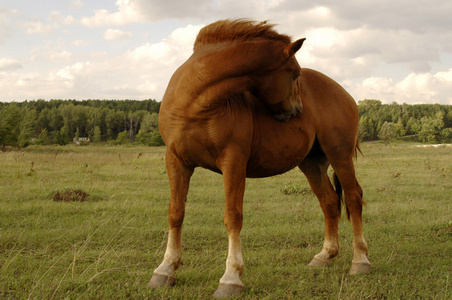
[300,68,357,112]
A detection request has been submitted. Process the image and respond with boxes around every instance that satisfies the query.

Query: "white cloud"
[49,50,72,62]
[79,0,238,26]
[347,69,452,104]
[0,58,23,71]
[25,21,54,34]
[127,23,202,64]
[1,24,203,100]
[395,70,452,104]
[81,0,146,27]
[23,11,74,35]
[56,62,87,83]
[0,7,14,45]
[70,0,84,10]
[71,39,91,47]
[0,71,62,100]
[48,11,75,25]
[29,47,73,64]
[168,24,203,47]
[104,28,133,41]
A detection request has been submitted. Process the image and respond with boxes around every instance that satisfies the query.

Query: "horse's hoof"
[148,273,175,288]
[213,283,243,298]
[349,262,371,275]
[308,256,330,268]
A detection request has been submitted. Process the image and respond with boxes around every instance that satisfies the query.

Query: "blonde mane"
[194,19,292,50]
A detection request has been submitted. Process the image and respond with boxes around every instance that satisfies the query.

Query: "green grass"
[0,143,450,299]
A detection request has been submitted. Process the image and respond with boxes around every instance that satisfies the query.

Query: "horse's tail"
[333,173,349,220]
[335,139,362,220]
[355,139,363,159]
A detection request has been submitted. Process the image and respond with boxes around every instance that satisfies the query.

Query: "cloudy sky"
[1,0,452,104]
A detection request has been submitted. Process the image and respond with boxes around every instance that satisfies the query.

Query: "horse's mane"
[194,19,292,50]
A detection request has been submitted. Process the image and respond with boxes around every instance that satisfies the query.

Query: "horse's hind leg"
[149,150,193,288]
[330,159,371,275]
[299,154,341,267]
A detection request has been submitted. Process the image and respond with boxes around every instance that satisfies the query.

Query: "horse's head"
[251,38,305,121]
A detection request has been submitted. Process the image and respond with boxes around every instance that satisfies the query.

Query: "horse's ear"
[285,38,306,58]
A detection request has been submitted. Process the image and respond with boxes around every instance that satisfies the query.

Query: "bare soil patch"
[52,189,90,202]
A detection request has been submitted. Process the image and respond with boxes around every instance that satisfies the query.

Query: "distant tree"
[446,109,452,128]
[18,108,37,148]
[37,108,51,132]
[135,129,152,145]
[440,128,452,141]
[130,110,148,141]
[0,109,11,150]
[72,105,88,137]
[48,106,63,134]
[359,116,373,141]
[417,112,446,143]
[115,130,129,145]
[135,112,164,146]
[149,131,164,146]
[35,129,51,145]
[406,117,420,135]
[0,104,21,149]
[92,126,102,143]
[418,117,437,143]
[358,99,382,112]
[141,112,159,132]
[55,126,71,145]
[393,118,406,138]
[378,122,395,145]
[59,103,75,138]
[106,110,126,140]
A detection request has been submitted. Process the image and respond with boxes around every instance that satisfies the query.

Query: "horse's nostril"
[274,113,292,122]
[296,105,302,115]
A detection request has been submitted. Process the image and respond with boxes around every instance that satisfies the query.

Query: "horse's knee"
[168,209,185,228]
[224,211,243,231]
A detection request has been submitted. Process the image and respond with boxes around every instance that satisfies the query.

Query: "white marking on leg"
[153,229,181,278]
[351,230,370,266]
[219,232,244,287]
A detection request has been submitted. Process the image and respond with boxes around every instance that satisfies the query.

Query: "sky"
[1,0,452,104]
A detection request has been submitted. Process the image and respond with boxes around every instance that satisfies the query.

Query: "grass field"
[0,143,450,299]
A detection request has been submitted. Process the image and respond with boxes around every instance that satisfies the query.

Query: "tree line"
[0,99,162,150]
[1,99,451,150]
[358,100,452,144]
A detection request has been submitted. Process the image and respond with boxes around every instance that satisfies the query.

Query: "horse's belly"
[246,160,301,178]
[245,147,306,177]
[246,118,314,178]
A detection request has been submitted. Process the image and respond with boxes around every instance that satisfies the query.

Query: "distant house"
[73,137,90,145]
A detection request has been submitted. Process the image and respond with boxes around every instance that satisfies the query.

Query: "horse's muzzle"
[273,106,302,122]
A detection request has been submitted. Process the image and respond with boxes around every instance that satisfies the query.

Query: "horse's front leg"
[213,152,247,298]
[149,150,193,288]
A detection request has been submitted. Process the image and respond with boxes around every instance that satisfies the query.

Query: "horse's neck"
[187,41,283,107]
[198,40,281,79]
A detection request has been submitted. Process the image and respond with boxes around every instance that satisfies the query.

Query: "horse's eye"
[293,74,299,80]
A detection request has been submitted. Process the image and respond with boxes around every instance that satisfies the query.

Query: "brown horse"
[149,19,370,298]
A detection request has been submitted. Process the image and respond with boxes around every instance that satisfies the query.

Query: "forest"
[1,99,452,150]
[0,99,162,150]
[357,100,452,144]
